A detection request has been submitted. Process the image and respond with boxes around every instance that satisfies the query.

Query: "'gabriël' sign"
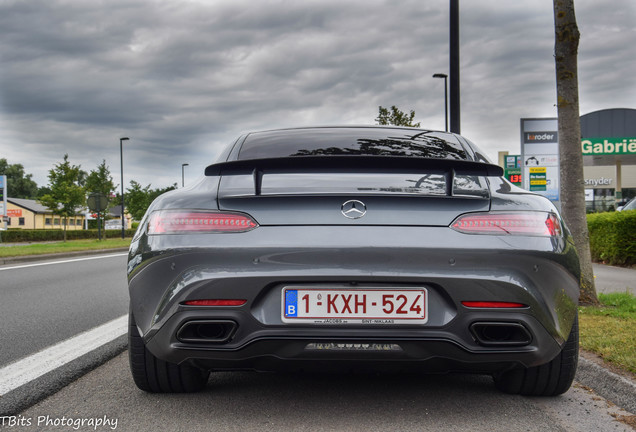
[582,138,636,155]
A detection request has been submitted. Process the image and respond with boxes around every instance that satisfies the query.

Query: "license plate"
[282,288,428,324]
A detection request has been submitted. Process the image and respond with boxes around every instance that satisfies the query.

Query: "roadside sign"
[504,155,522,186]
[521,118,560,204]
[529,167,547,191]
[87,192,110,241]
[87,193,109,212]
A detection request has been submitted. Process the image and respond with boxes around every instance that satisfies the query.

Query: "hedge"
[0,228,136,243]
[587,210,636,267]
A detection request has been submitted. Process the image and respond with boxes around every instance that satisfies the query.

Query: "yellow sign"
[529,167,547,174]
[529,167,547,191]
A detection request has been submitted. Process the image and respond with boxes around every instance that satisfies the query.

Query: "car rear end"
[127,127,580,392]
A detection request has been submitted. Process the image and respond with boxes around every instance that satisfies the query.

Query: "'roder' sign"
[524,132,558,143]
[581,138,636,155]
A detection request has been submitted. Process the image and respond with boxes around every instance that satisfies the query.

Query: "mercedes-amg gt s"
[127,126,579,396]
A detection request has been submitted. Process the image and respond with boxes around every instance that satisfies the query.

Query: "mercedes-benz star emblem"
[341,200,367,219]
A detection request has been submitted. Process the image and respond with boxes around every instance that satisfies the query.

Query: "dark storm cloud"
[575,2,636,107]
[0,0,634,189]
[1,1,162,127]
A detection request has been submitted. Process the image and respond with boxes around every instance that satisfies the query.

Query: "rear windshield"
[237,128,470,161]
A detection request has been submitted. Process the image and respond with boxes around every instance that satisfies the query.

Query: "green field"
[579,292,636,374]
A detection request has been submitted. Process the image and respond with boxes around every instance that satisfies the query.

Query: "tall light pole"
[450,0,460,133]
[432,73,448,132]
[181,163,189,188]
[119,137,129,239]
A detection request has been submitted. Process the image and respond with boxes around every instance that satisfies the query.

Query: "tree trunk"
[553,0,598,305]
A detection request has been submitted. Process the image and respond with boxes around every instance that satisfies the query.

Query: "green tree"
[375,105,421,127]
[125,180,177,221]
[85,160,116,202]
[85,160,116,234]
[554,0,597,304]
[36,186,52,198]
[39,154,86,242]
[0,158,39,199]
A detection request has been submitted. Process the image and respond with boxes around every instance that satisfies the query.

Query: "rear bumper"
[143,307,562,372]
[128,225,580,372]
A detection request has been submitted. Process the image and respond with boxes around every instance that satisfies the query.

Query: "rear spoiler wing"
[205,156,503,196]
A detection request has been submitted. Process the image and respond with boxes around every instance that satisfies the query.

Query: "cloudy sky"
[1,0,635,191]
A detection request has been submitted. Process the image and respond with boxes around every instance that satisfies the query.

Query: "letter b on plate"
[285,290,298,317]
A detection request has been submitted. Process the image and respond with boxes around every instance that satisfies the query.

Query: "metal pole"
[433,74,449,132]
[120,137,129,239]
[181,163,189,188]
[450,0,460,134]
[444,75,448,132]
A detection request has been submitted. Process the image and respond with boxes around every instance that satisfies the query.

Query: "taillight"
[147,210,258,234]
[451,212,562,237]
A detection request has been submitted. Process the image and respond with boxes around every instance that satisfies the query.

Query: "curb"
[0,248,129,265]
[0,336,127,417]
[576,355,636,414]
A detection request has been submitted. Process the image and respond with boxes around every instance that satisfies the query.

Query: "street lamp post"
[432,73,448,132]
[450,0,460,134]
[181,163,189,188]
[119,137,129,239]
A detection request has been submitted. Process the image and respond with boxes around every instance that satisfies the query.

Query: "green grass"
[0,238,131,258]
[579,292,636,374]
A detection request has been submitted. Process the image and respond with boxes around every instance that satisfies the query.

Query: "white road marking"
[0,314,128,395]
[0,253,128,271]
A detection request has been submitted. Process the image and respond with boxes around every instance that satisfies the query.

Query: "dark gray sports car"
[127,126,580,396]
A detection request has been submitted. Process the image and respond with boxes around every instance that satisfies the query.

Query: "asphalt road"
[0,254,129,368]
[13,353,636,432]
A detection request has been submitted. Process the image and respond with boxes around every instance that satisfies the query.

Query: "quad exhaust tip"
[177,320,238,344]
[470,322,532,346]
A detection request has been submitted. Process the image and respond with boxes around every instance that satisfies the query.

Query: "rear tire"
[493,313,578,396]
[128,310,209,393]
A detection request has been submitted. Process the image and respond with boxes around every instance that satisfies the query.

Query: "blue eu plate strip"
[285,289,298,317]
